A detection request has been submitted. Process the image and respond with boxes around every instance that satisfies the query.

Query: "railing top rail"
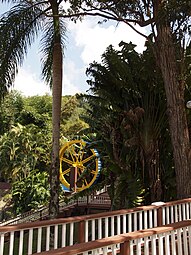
[160,197,191,207]
[0,194,110,226]
[0,216,81,232]
[1,197,191,232]
[34,219,191,255]
[0,204,158,232]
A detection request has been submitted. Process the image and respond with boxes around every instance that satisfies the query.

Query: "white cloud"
[13,18,147,97]
[69,18,146,65]
[63,69,81,95]
[64,60,83,84]
[13,68,51,96]
[13,67,80,96]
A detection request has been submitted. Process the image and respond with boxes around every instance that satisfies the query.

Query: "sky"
[1,3,147,97]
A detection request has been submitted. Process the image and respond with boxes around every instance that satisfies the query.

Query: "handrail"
[35,219,191,255]
[0,194,111,226]
[2,194,190,227]
[0,185,109,226]
[0,203,159,232]
[1,198,191,255]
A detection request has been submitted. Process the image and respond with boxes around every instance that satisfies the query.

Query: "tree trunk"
[156,24,191,199]
[49,1,63,218]
[49,42,62,218]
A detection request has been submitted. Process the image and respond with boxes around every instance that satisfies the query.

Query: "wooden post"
[78,220,85,243]
[157,207,163,227]
[120,240,130,255]
[152,202,165,227]
[70,167,75,191]
[74,167,77,192]
[70,167,77,192]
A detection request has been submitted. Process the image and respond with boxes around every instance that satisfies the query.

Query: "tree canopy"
[81,41,176,207]
[0,0,68,217]
[0,92,88,214]
[61,0,191,199]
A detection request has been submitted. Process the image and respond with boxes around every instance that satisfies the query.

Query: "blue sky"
[1,3,147,97]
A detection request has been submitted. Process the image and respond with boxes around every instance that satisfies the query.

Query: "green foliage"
[82,42,175,207]
[0,91,52,135]
[0,92,89,213]
[61,95,89,138]
[0,1,68,217]
[41,19,67,87]
[108,171,144,210]
[12,170,50,214]
[0,123,51,182]
[0,93,88,184]
[0,2,42,96]
[67,0,191,35]
[0,90,24,135]
[0,1,67,97]
[18,95,52,128]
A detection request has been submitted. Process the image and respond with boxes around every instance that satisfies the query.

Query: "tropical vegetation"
[80,41,177,209]
[0,92,88,214]
[63,0,191,199]
[1,0,191,216]
[0,0,68,218]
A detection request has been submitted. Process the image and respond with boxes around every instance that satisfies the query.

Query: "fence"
[0,194,111,226]
[1,198,191,254]
[36,220,191,255]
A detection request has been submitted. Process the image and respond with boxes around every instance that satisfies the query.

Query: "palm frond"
[40,18,67,87]
[0,2,45,93]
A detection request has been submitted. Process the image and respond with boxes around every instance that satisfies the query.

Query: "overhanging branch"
[58,10,153,28]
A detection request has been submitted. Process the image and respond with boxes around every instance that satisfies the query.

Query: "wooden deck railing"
[36,220,191,255]
[1,198,191,255]
[0,194,111,226]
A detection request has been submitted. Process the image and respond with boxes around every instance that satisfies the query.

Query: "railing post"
[157,207,163,227]
[152,202,165,227]
[120,240,130,255]
[78,220,85,243]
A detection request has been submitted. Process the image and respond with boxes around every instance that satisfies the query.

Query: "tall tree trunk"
[156,24,191,199]
[49,42,62,218]
[49,1,63,218]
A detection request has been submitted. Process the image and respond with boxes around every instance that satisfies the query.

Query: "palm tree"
[0,0,67,218]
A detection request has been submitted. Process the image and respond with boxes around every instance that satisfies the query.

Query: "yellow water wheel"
[59,140,101,192]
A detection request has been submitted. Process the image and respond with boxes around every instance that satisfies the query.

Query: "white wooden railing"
[161,200,191,225]
[1,198,191,255]
[38,220,191,255]
[0,194,111,226]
